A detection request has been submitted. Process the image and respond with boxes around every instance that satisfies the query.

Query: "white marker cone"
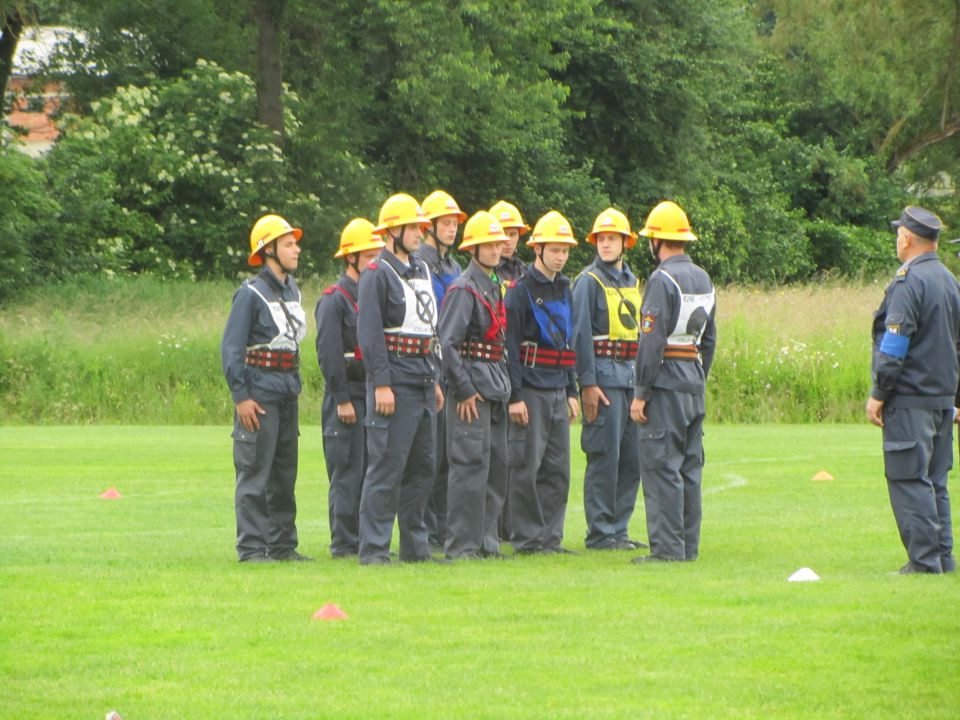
[788,567,820,582]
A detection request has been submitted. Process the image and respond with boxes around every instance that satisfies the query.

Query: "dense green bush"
[0,138,58,301]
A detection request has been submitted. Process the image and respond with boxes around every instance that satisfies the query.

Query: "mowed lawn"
[1,423,957,719]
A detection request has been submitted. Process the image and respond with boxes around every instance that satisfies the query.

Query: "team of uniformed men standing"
[222,194,957,575]
[221,192,716,565]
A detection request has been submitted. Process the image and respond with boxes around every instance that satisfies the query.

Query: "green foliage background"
[0,276,891,425]
[5,0,958,303]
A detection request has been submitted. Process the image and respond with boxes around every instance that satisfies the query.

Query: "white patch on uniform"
[246,284,306,351]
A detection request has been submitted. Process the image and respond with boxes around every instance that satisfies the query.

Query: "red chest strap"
[460,286,506,342]
[323,284,358,312]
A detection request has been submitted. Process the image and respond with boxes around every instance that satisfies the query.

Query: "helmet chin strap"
[264,240,296,274]
[599,239,625,266]
[390,227,417,258]
[648,238,663,263]
[428,219,455,254]
[472,248,498,271]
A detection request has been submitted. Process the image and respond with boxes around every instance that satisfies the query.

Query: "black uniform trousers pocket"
[508,425,528,469]
[883,440,920,481]
[364,414,390,457]
[580,415,606,455]
[638,426,667,471]
[232,426,258,471]
[323,424,352,469]
[449,425,484,467]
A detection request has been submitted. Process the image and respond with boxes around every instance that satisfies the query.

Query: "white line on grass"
[703,473,748,495]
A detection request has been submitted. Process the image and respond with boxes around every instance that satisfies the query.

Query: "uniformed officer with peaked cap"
[867,205,960,574]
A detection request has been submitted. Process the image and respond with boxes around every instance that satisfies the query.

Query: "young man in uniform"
[490,200,530,288]
[438,210,511,560]
[488,199,530,541]
[221,214,311,563]
[315,218,385,558]
[572,208,646,551]
[504,210,580,555]
[417,189,467,551]
[357,193,446,565]
[630,201,716,564]
[866,206,960,574]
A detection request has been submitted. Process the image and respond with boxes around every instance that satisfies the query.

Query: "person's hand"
[954,407,959,425]
[435,383,445,413]
[337,401,357,425]
[865,396,884,428]
[457,393,482,423]
[567,396,580,421]
[375,386,395,416]
[630,398,648,424]
[580,385,609,424]
[509,401,529,427]
[236,399,266,432]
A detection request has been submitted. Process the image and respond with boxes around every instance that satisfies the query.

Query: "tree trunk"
[253,0,286,147]
[0,9,25,116]
[889,117,960,170]
[942,0,960,130]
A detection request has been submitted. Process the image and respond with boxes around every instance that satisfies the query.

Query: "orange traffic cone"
[312,604,348,621]
[100,488,123,499]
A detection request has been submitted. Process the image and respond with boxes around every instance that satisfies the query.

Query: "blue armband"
[879,331,910,359]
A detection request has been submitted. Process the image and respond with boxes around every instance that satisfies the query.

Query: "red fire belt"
[519,343,576,369]
[245,348,299,371]
[460,339,505,362]
[384,332,433,357]
[593,339,639,360]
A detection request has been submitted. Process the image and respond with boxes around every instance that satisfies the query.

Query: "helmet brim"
[638,228,697,242]
[247,227,302,265]
[587,230,637,248]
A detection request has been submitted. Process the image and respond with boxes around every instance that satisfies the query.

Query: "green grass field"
[2,423,957,719]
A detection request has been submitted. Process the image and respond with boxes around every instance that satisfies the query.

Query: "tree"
[758,1,960,182]
[253,0,285,143]
[0,4,25,114]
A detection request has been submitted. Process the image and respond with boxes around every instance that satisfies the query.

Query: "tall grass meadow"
[0,275,884,424]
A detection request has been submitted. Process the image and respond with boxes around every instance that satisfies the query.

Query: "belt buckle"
[521,341,538,368]
[429,337,441,357]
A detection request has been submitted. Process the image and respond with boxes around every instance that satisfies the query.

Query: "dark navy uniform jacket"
[505,264,578,402]
[438,261,511,404]
[357,248,441,389]
[635,254,717,400]
[496,255,527,286]
[221,267,304,405]
[415,242,462,312]
[871,251,960,409]
[315,273,365,403]
[572,258,639,390]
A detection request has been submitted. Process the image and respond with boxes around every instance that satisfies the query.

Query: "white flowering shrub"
[41,60,309,279]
